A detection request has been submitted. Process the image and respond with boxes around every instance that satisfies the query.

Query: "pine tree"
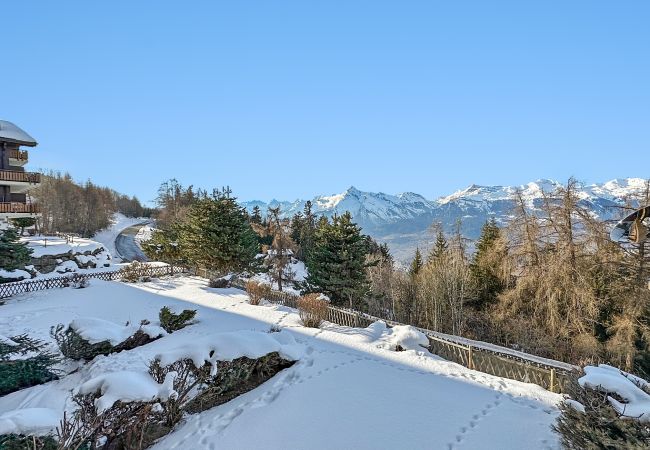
[409,248,423,276]
[141,227,183,269]
[10,217,37,236]
[303,212,370,308]
[298,201,317,261]
[428,230,448,263]
[178,188,259,274]
[0,228,33,274]
[251,205,263,224]
[469,218,506,309]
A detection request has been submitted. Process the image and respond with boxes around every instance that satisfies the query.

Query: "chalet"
[0,120,40,224]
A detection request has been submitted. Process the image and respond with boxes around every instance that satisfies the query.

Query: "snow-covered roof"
[0,120,37,146]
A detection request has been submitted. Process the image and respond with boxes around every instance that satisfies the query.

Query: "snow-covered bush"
[246,280,271,305]
[57,392,165,450]
[297,293,329,328]
[158,306,196,333]
[51,318,165,361]
[554,365,650,448]
[0,334,59,396]
[120,261,150,283]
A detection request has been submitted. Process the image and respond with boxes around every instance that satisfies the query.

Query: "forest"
[32,171,152,237]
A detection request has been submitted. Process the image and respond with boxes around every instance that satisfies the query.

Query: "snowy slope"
[0,276,562,449]
[242,178,648,262]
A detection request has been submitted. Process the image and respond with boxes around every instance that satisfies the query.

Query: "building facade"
[0,121,40,224]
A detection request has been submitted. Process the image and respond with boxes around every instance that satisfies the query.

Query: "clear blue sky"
[3,1,649,205]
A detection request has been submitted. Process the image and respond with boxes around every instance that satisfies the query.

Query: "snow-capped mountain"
[243,178,648,262]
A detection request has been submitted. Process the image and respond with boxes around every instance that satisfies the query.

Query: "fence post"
[468,345,474,370]
[550,368,556,393]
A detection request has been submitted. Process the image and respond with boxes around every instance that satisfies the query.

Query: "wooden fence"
[0,264,186,299]
[224,276,576,393]
[3,263,575,393]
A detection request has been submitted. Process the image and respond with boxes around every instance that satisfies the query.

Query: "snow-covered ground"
[0,276,562,449]
[93,213,150,260]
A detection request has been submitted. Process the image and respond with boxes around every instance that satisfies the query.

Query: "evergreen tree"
[251,205,263,225]
[303,212,370,308]
[141,227,183,269]
[0,229,33,274]
[298,201,317,261]
[178,188,259,274]
[409,248,423,276]
[10,217,37,236]
[428,230,449,262]
[469,218,505,309]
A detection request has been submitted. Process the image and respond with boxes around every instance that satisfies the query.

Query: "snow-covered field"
[0,275,562,449]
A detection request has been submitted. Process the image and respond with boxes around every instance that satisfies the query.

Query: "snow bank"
[155,330,303,375]
[0,268,31,281]
[78,371,176,413]
[70,317,166,346]
[362,321,429,352]
[579,364,650,421]
[0,408,60,435]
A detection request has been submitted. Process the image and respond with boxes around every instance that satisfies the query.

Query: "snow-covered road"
[114,223,150,262]
[0,276,562,449]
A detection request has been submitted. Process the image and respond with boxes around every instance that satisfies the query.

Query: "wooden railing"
[8,149,28,161]
[0,202,38,214]
[0,170,40,184]
[221,275,577,393]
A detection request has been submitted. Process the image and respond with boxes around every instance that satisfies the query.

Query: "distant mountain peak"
[241,178,647,263]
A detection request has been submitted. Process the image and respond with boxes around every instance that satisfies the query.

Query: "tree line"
[33,171,152,237]
[144,178,650,376]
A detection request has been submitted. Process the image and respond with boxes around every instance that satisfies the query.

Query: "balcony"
[0,202,39,215]
[0,170,41,193]
[8,149,29,166]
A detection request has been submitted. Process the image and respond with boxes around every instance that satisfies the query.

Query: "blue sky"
[3,1,649,204]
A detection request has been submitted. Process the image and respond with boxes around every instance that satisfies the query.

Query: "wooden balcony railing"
[0,170,41,184]
[0,203,39,214]
[8,149,28,161]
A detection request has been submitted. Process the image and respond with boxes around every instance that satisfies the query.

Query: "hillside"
[243,178,647,262]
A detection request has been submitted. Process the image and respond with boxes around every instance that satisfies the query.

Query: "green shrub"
[0,334,59,396]
[159,306,196,333]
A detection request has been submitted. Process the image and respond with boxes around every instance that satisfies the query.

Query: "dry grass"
[297,294,329,328]
[246,281,271,306]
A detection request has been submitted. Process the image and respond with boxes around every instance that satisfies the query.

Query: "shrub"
[246,281,271,305]
[0,334,59,396]
[209,277,230,288]
[51,324,162,361]
[120,261,148,283]
[554,370,650,449]
[57,393,165,450]
[159,306,196,333]
[297,293,329,328]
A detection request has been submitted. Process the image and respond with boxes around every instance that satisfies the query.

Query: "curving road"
[115,223,150,262]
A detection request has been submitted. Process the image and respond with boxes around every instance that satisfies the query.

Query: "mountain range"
[242,178,648,263]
